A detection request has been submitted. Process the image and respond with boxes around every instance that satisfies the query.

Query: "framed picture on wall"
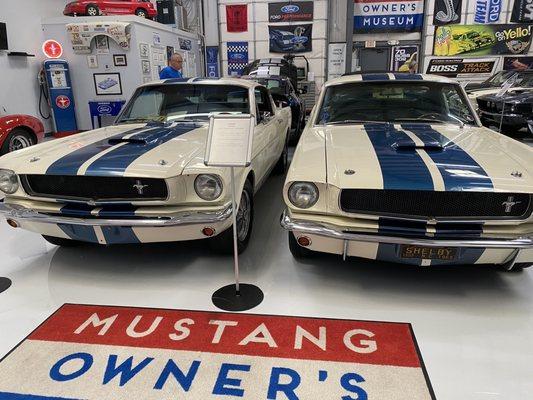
[93,73,122,96]
[86,55,98,68]
[141,60,151,75]
[139,43,149,58]
[95,35,109,55]
[113,54,127,67]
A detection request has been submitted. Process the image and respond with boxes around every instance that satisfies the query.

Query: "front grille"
[477,99,501,113]
[22,175,168,202]
[339,189,531,219]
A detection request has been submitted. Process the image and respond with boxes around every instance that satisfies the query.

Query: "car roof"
[140,77,259,89]
[325,73,456,87]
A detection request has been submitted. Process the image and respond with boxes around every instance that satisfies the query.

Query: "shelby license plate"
[400,245,457,260]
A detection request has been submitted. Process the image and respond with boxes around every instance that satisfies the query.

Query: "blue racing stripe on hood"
[401,124,494,191]
[364,123,434,190]
[45,126,153,175]
[84,123,200,177]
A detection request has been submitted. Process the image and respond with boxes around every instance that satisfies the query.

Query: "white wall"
[0,0,69,131]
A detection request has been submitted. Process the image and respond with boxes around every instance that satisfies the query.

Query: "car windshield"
[117,84,250,123]
[486,71,516,86]
[316,82,476,126]
[514,72,533,87]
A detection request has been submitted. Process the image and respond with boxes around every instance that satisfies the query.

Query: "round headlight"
[194,174,223,200]
[0,169,19,194]
[288,182,318,209]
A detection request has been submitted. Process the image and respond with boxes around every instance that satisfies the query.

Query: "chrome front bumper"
[0,202,233,228]
[280,210,533,249]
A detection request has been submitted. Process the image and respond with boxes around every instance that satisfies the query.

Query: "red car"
[64,0,157,19]
[0,115,44,156]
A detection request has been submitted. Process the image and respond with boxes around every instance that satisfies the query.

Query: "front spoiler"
[280,210,533,249]
[0,202,233,227]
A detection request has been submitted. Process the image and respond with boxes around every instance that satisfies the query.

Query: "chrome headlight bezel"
[194,174,223,201]
[0,169,19,195]
[288,181,319,209]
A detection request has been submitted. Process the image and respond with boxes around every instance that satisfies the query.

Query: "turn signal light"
[6,219,19,228]
[297,236,311,247]
[202,227,216,237]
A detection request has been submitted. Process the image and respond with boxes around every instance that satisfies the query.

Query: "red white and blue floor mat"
[0,304,435,399]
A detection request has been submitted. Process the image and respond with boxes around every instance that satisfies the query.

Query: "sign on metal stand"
[204,114,264,311]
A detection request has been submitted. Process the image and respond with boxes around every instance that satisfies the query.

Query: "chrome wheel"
[136,9,147,17]
[8,134,32,152]
[87,6,98,16]
[236,189,251,242]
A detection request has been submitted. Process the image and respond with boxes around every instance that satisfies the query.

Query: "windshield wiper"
[118,117,165,125]
[323,119,387,125]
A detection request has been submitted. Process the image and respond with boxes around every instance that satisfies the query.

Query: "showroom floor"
[1,142,533,399]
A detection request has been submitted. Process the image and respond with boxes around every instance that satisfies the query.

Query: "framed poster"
[139,42,149,58]
[204,115,255,167]
[95,35,109,54]
[113,54,127,66]
[433,0,461,25]
[391,45,419,72]
[141,60,151,75]
[269,25,312,53]
[86,55,98,68]
[93,73,122,95]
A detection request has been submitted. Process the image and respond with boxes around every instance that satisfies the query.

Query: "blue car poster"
[353,0,424,33]
[269,24,312,53]
[227,41,248,76]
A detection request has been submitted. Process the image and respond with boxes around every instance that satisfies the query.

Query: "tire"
[288,232,314,259]
[42,235,82,247]
[272,134,289,175]
[0,128,35,155]
[209,180,254,254]
[135,8,148,18]
[85,4,99,16]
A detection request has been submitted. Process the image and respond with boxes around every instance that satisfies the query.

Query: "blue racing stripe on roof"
[45,126,151,175]
[364,123,434,190]
[361,73,390,81]
[84,124,199,177]
[401,124,494,191]
[393,73,423,80]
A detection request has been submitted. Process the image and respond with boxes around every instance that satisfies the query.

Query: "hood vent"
[108,137,147,145]
[393,139,443,151]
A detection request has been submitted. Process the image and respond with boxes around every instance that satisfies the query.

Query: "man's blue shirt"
[159,66,183,79]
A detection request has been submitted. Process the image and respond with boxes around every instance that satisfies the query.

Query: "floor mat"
[0,304,435,399]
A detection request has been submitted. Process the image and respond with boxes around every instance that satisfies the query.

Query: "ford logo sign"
[281,5,299,13]
[97,105,112,114]
[231,54,245,60]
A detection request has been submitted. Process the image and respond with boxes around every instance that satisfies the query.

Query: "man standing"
[159,53,184,79]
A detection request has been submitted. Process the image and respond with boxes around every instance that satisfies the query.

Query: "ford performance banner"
[511,0,533,23]
[269,24,312,53]
[353,0,424,33]
[434,24,533,56]
[268,1,313,22]
[433,0,462,26]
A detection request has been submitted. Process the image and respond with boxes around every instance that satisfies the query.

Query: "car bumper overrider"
[281,210,533,268]
[0,202,233,245]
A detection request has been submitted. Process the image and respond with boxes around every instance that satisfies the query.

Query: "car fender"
[0,115,44,147]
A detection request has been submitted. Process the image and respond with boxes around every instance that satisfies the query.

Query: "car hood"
[0,122,208,179]
[478,90,533,103]
[324,123,533,193]
[468,86,528,100]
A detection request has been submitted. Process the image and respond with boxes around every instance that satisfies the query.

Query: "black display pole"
[212,167,263,311]
[0,277,12,294]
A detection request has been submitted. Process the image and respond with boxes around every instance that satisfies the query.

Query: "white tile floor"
[1,146,533,399]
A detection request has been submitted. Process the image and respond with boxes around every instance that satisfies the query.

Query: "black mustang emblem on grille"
[502,196,521,213]
[133,180,149,195]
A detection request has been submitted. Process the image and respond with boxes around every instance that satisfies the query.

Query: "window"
[255,87,274,115]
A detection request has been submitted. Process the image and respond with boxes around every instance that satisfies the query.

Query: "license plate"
[400,245,457,260]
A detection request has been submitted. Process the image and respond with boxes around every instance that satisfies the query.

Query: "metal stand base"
[212,283,264,312]
[0,277,12,294]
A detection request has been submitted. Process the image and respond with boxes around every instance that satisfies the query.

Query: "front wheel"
[135,8,148,18]
[209,180,253,254]
[1,128,34,155]
[42,235,82,247]
[85,4,99,16]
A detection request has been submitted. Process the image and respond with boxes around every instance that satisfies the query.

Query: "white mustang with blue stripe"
[0,78,291,253]
[281,73,533,270]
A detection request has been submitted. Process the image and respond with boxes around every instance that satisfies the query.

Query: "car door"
[102,0,130,14]
[252,87,278,186]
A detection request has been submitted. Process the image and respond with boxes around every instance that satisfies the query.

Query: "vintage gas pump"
[43,59,78,136]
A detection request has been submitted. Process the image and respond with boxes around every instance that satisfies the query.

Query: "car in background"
[242,75,306,143]
[0,78,291,253]
[281,72,533,271]
[477,89,533,135]
[63,0,157,19]
[243,57,299,90]
[0,114,44,156]
[465,70,533,104]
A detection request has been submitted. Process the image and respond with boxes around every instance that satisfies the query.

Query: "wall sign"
[433,0,462,25]
[434,24,532,56]
[226,4,248,32]
[511,0,533,23]
[474,0,502,23]
[269,24,312,53]
[179,38,192,51]
[327,43,347,80]
[268,1,314,22]
[426,58,497,77]
[206,46,219,78]
[353,0,424,33]
[391,45,419,72]
[503,56,533,70]
[227,42,248,76]
[42,39,63,59]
